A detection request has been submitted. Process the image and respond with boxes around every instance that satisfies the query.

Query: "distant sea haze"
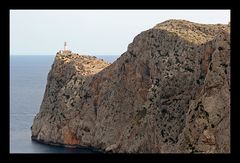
[10,55,119,153]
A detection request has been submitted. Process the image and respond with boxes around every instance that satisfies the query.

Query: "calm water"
[10,55,119,153]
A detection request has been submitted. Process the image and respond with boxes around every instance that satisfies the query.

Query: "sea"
[10,55,119,153]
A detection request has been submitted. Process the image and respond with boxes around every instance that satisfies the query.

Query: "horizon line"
[10,54,120,56]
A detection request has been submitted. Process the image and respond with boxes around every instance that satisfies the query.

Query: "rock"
[31,19,230,153]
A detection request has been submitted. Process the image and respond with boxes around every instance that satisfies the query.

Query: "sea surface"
[10,55,119,153]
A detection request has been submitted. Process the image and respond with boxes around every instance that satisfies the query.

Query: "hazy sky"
[10,10,230,56]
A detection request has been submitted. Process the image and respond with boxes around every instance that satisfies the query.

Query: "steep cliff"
[31,20,230,153]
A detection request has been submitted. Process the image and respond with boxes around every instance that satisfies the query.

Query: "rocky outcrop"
[31,20,230,153]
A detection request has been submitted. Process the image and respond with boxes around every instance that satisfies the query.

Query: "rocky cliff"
[31,20,230,153]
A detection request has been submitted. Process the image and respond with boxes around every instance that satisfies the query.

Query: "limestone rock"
[31,20,230,153]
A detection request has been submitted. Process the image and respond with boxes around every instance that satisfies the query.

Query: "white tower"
[64,42,68,51]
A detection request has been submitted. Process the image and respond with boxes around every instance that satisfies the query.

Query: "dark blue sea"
[10,55,119,153]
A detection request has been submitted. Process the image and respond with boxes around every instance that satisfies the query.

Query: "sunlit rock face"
[32,20,230,153]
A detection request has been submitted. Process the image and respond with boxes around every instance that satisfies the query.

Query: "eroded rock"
[32,20,230,153]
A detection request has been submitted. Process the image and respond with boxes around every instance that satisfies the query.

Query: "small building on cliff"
[58,42,72,55]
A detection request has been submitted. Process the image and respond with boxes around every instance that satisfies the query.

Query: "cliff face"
[31,20,230,153]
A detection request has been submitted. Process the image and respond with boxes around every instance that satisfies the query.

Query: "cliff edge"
[32,20,230,153]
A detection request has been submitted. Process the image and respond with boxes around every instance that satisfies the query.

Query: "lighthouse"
[64,42,68,51]
[58,42,71,55]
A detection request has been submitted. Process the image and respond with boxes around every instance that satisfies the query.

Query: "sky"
[10,10,230,56]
